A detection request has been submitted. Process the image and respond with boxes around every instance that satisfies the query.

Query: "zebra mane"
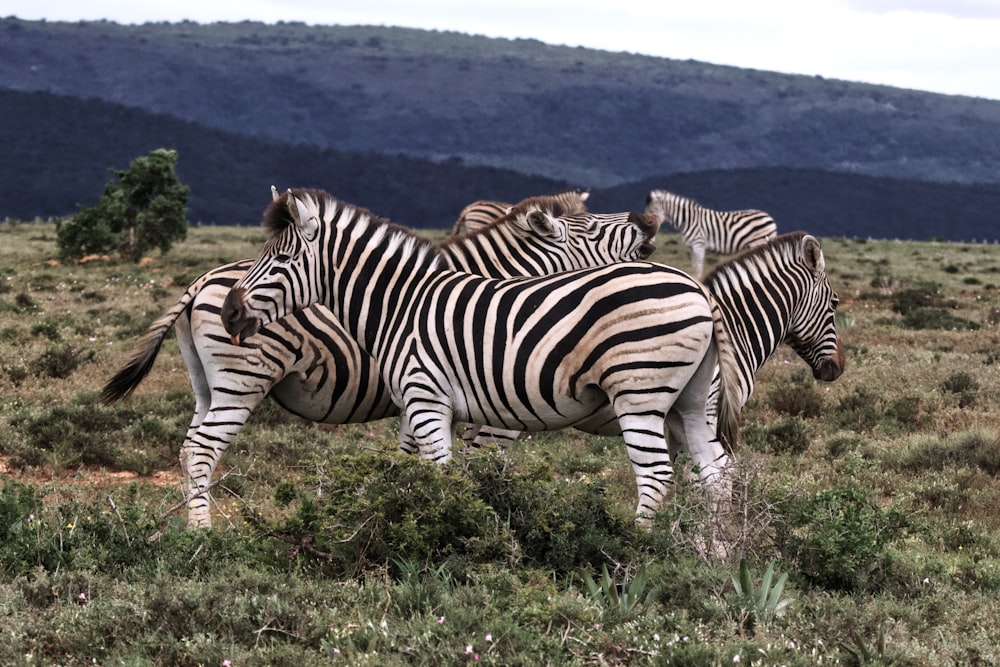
[261,187,441,260]
[654,189,698,208]
[702,231,809,287]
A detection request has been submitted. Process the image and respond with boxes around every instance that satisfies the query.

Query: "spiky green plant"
[581,563,658,615]
[729,558,793,633]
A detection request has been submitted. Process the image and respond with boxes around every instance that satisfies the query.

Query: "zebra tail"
[100,285,196,405]
[709,296,741,452]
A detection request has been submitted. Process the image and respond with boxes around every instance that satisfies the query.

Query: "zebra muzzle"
[813,340,846,382]
[221,287,261,346]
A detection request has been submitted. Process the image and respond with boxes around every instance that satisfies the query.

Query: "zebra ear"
[271,185,280,202]
[801,235,825,275]
[526,209,565,241]
[287,192,320,240]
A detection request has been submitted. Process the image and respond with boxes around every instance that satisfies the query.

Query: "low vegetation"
[2,221,1000,664]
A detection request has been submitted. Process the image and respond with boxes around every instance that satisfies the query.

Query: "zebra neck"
[665,200,700,236]
[440,226,527,279]
[326,222,445,357]
[709,269,799,401]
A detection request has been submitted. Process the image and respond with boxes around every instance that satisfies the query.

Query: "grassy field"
[1,218,1000,665]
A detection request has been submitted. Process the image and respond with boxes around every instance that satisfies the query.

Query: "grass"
[2,220,1000,664]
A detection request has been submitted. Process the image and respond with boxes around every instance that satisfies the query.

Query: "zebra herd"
[104,185,844,549]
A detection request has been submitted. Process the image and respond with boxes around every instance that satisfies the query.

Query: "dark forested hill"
[2,17,999,240]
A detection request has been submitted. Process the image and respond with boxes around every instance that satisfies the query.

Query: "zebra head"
[503,202,658,265]
[222,188,328,345]
[644,189,693,229]
[784,235,845,382]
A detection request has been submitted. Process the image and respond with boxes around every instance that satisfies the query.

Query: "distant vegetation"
[1,17,999,240]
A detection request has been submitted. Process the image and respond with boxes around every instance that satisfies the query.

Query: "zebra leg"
[174,314,217,529]
[462,425,521,450]
[402,395,456,463]
[181,403,257,528]
[666,351,733,557]
[616,411,674,527]
[689,241,706,279]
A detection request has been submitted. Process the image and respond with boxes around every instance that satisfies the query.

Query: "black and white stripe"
[103,189,656,528]
[645,189,777,278]
[222,188,740,523]
[451,188,590,236]
[468,232,845,455]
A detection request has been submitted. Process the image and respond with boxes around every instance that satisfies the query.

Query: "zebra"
[451,187,590,236]
[645,189,777,278]
[467,231,845,450]
[102,188,658,529]
[222,187,741,524]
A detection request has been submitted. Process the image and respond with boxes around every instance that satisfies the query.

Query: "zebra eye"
[274,253,292,264]
[831,293,840,309]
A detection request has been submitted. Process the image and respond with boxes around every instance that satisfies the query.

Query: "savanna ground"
[1,216,1000,666]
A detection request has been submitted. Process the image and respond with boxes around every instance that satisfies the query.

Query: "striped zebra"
[222,188,741,524]
[451,187,590,236]
[102,189,657,529]
[645,189,777,278]
[467,231,845,450]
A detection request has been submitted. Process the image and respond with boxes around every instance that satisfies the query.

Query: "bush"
[901,307,980,331]
[890,281,949,315]
[28,343,93,379]
[251,450,512,576]
[57,149,189,262]
[3,399,179,474]
[831,386,882,433]
[744,416,812,455]
[940,371,979,407]
[466,451,636,572]
[778,484,909,592]
[766,373,825,418]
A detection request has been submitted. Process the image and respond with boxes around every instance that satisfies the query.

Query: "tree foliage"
[57,148,189,262]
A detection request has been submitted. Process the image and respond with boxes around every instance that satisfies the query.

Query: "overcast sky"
[7,0,1000,101]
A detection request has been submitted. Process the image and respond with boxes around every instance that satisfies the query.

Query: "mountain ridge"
[2,17,999,240]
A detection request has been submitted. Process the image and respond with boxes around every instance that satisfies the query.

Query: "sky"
[6,0,1000,101]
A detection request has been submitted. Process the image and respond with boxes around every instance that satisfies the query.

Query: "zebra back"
[451,188,590,236]
[645,188,777,255]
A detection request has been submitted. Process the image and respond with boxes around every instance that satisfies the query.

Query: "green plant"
[728,558,793,634]
[940,371,979,407]
[580,563,658,615]
[779,484,910,592]
[28,343,94,379]
[901,307,979,331]
[839,626,899,666]
[766,375,825,418]
[57,148,189,262]
[744,416,812,455]
[890,281,946,315]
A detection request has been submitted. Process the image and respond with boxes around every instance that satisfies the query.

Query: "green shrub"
[251,450,512,576]
[744,416,812,455]
[778,484,909,592]
[940,371,980,407]
[890,281,948,315]
[893,431,1000,476]
[831,386,882,433]
[4,399,179,473]
[466,451,636,573]
[28,344,94,379]
[766,374,825,418]
[901,307,980,331]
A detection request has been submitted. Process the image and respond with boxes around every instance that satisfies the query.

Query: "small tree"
[57,148,189,262]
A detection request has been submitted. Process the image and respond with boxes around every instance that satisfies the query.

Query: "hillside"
[2,17,999,240]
